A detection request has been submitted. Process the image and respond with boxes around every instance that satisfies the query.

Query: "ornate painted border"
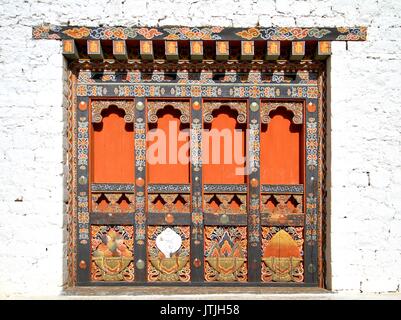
[66,60,325,287]
[33,25,367,41]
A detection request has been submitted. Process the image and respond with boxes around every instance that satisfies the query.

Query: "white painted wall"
[0,0,400,297]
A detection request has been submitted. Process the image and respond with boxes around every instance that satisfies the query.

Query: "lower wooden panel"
[90,225,135,282]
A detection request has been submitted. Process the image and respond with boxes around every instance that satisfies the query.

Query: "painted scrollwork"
[261,102,303,124]
[147,101,190,123]
[91,100,135,123]
[203,101,247,124]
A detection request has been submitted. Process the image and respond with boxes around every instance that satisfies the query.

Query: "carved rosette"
[203,101,247,124]
[261,102,303,124]
[91,100,135,123]
[147,101,190,123]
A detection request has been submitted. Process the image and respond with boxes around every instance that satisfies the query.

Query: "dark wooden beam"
[34,25,368,41]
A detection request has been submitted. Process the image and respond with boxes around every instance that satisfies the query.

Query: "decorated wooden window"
[33,24,367,287]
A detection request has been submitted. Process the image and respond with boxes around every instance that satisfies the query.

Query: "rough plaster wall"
[0,0,400,296]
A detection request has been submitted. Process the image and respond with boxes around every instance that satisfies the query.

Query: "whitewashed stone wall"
[0,0,400,297]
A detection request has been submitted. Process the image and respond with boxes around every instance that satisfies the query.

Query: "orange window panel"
[203,112,246,184]
[260,109,303,184]
[147,113,190,184]
[92,109,135,183]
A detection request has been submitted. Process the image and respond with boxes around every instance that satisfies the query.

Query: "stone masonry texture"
[0,0,400,297]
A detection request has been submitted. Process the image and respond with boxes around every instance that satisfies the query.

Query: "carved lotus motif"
[149,256,189,281]
[262,257,302,282]
[262,229,303,282]
[206,231,246,281]
[93,256,132,281]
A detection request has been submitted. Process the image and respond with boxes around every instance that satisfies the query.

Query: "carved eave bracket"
[92,100,135,123]
[147,101,190,124]
[261,102,303,125]
[203,101,247,124]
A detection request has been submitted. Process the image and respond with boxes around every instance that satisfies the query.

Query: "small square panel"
[91,225,134,282]
[204,226,247,282]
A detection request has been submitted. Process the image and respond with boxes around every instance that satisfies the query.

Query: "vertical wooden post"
[76,96,90,284]
[247,98,261,282]
[134,97,147,282]
[190,98,204,283]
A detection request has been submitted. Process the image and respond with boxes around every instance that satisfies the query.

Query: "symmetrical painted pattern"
[33,25,367,41]
[204,227,248,282]
[147,226,190,282]
[261,227,304,282]
[63,51,325,286]
[91,225,135,282]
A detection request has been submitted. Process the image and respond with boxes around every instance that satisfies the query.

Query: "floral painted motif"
[305,194,318,244]
[135,119,146,172]
[306,118,318,169]
[77,119,88,167]
[230,86,276,98]
[249,120,260,174]
[191,120,202,172]
[116,85,163,97]
[76,85,105,96]
[171,85,221,97]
